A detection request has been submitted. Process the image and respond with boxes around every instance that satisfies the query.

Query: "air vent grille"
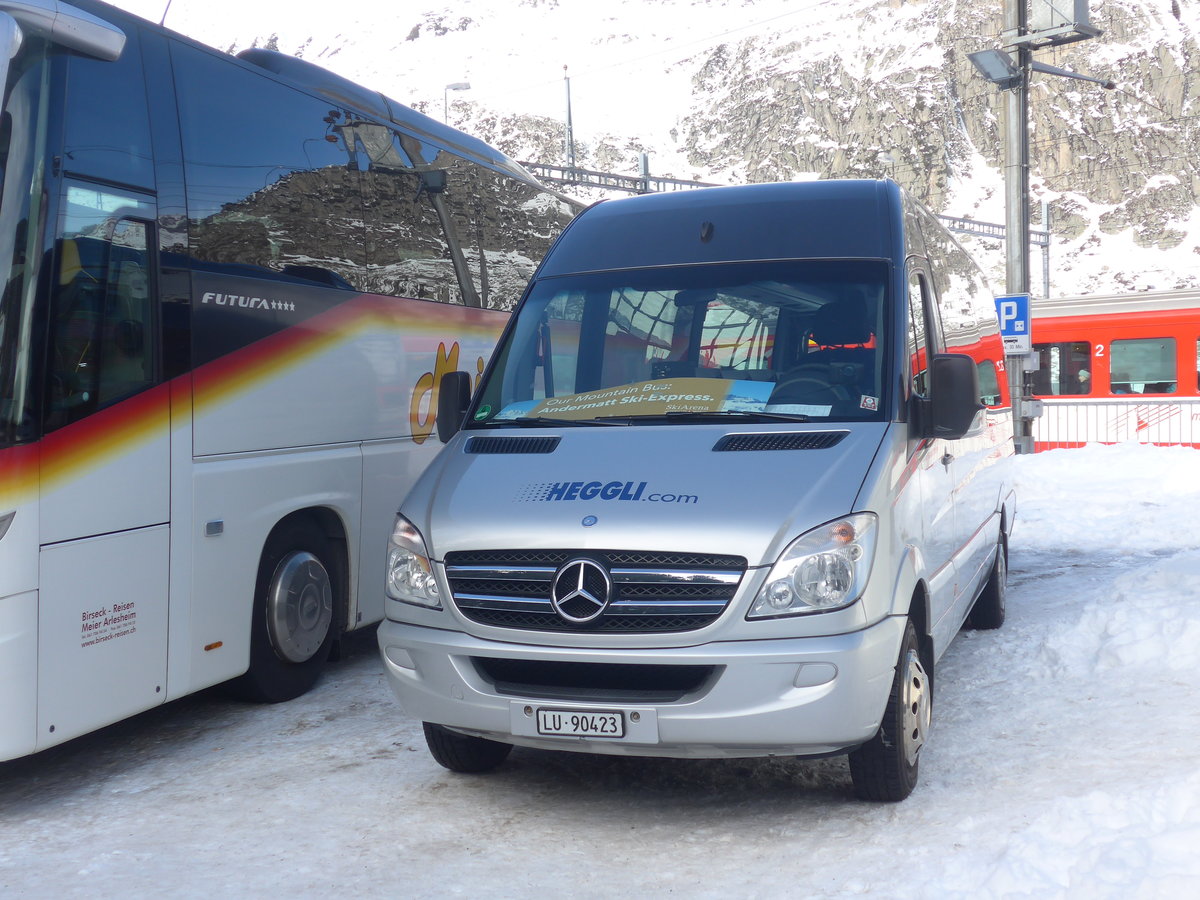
[713,431,848,452]
[465,436,561,454]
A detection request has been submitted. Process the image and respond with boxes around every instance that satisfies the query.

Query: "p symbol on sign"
[998,300,1019,330]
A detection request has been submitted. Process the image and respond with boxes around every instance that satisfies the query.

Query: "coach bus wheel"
[231,521,341,703]
[423,723,513,773]
[967,535,1007,630]
[847,619,930,802]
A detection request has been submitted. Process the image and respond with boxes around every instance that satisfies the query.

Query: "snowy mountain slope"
[111,0,1200,297]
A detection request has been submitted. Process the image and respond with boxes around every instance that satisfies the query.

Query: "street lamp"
[969,49,1115,91]
[968,1,1112,454]
[443,81,470,122]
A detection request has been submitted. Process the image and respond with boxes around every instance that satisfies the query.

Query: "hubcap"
[267,551,333,663]
[900,647,931,766]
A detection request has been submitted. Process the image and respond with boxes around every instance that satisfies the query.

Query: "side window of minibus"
[907,270,931,399]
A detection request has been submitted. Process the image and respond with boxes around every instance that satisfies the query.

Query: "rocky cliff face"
[673,0,1200,293]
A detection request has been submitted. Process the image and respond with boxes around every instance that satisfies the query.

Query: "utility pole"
[969,0,1108,453]
[563,65,576,174]
[1003,0,1033,453]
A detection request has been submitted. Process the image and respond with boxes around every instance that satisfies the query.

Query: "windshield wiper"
[487,416,627,428]
[594,410,811,424]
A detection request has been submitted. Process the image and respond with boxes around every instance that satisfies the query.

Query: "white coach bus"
[0,0,576,760]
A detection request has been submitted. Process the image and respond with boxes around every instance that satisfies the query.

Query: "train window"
[1032,341,1092,396]
[1111,338,1177,394]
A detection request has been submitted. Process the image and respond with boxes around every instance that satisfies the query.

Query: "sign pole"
[1002,0,1034,454]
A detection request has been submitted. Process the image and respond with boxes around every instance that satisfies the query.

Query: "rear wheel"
[967,536,1007,630]
[228,520,340,703]
[423,723,513,773]
[848,619,930,802]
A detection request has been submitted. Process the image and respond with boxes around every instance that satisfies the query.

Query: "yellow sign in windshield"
[529,377,768,420]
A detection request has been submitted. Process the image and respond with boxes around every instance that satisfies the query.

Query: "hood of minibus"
[416,424,889,567]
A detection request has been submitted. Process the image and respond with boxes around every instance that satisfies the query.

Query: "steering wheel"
[770,364,857,405]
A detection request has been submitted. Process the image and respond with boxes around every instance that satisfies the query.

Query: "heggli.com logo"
[517,480,698,504]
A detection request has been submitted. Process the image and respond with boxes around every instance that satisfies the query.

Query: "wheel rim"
[267,551,333,663]
[900,647,931,766]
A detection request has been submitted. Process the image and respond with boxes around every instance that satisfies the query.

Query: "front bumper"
[377,615,906,759]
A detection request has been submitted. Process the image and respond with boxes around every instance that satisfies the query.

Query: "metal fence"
[1032,398,1200,449]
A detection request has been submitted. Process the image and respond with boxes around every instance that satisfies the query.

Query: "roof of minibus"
[538,180,904,277]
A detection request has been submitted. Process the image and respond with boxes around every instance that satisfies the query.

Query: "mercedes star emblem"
[550,558,612,624]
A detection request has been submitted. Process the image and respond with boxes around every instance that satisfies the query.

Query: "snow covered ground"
[1,442,1198,898]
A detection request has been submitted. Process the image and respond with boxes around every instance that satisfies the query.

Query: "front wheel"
[424,723,513,773]
[228,520,341,703]
[847,619,931,802]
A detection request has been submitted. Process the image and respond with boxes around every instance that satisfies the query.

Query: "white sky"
[2,442,1199,896]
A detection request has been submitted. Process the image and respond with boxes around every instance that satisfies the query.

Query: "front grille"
[444,549,746,633]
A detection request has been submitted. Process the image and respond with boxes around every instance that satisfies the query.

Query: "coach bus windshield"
[469,260,890,426]
[0,35,49,448]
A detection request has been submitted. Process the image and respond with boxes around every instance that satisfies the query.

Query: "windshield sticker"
[517,480,699,505]
[499,377,774,421]
[765,402,833,416]
[859,395,879,411]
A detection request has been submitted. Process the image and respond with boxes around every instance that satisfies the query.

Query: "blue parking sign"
[995,294,1031,353]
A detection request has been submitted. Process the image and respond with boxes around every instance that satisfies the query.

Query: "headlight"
[385,515,442,608]
[748,513,878,618]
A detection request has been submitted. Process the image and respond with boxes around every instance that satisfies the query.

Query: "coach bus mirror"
[926,353,983,440]
[436,371,472,442]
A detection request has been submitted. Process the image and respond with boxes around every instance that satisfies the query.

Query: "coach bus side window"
[1032,341,1092,396]
[1110,338,1177,394]
[173,44,366,289]
[62,25,154,190]
[45,185,157,431]
[355,125,463,304]
[437,159,578,311]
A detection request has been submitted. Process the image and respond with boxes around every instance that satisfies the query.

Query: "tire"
[848,619,931,802]
[423,722,513,773]
[228,520,341,703]
[967,535,1007,630]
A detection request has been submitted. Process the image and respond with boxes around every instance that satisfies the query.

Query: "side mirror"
[436,371,472,442]
[926,353,983,440]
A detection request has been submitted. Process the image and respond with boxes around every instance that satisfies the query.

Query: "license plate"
[536,708,625,738]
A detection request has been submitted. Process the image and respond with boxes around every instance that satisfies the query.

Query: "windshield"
[0,36,50,448]
[470,260,890,426]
